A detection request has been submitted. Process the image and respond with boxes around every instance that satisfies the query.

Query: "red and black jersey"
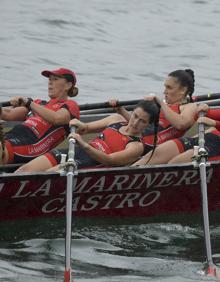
[24,98,79,138]
[5,98,80,164]
[142,104,188,145]
[90,122,142,154]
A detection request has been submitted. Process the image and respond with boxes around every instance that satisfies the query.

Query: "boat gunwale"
[1,160,220,179]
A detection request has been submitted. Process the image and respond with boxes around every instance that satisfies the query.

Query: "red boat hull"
[0,162,220,221]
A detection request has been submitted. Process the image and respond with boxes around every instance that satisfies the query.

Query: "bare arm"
[70,133,144,166]
[115,106,131,121]
[0,96,29,120]
[1,96,72,125]
[144,94,197,130]
[1,106,28,121]
[69,114,125,134]
[197,116,219,128]
[29,101,71,125]
[160,101,197,130]
[108,99,131,121]
[196,103,219,129]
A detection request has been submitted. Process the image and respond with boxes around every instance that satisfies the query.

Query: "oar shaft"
[79,93,220,114]
[79,99,140,111]
[199,161,213,265]
[1,92,220,111]
[193,92,220,102]
[198,112,206,146]
[65,170,74,273]
[198,111,216,274]
[79,100,220,117]
[0,101,11,107]
[64,126,76,282]
[80,105,134,116]
[202,99,220,107]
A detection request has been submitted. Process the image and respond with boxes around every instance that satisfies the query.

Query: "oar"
[80,105,134,116]
[64,126,76,282]
[79,98,220,117]
[79,99,140,111]
[1,92,220,110]
[203,99,220,107]
[197,111,217,277]
[193,92,220,102]
[78,93,220,111]
[0,101,11,107]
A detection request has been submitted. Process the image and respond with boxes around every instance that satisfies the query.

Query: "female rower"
[15,100,160,172]
[132,103,220,166]
[112,69,198,165]
[168,104,220,164]
[0,68,80,165]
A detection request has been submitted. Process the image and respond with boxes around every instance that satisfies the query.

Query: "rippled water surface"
[1,0,220,103]
[1,0,220,281]
[1,218,220,281]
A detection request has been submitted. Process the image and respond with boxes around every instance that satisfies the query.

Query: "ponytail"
[145,102,161,163]
[168,69,195,102]
[68,86,79,97]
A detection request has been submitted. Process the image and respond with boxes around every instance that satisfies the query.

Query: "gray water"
[1,0,220,281]
[1,217,220,282]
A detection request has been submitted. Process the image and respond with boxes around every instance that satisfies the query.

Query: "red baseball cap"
[41,68,76,85]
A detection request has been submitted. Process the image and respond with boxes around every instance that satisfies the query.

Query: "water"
[1,0,220,103]
[1,218,220,281]
[1,0,220,281]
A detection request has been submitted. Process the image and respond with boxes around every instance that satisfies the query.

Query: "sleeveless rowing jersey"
[4,98,80,163]
[142,104,187,145]
[23,98,80,139]
[89,122,142,154]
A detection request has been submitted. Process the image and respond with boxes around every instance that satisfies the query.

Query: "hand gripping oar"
[64,126,77,282]
[197,111,217,277]
[78,93,220,117]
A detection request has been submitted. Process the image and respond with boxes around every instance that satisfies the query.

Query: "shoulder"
[63,99,79,107]
[61,100,80,118]
[59,99,79,110]
[180,102,197,112]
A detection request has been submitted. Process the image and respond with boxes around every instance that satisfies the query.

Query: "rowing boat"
[0,160,220,222]
[1,95,220,224]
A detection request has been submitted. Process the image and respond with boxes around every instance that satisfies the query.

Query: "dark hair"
[67,86,78,97]
[135,100,161,162]
[135,100,160,123]
[168,69,195,102]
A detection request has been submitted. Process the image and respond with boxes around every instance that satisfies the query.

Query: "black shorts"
[5,124,62,164]
[5,125,39,163]
[203,132,220,157]
[174,131,220,158]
